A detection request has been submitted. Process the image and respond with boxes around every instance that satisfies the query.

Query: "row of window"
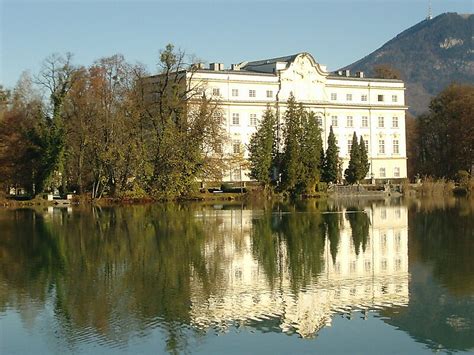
[346,258,403,273]
[213,88,274,98]
[380,167,401,178]
[228,113,399,129]
[330,93,399,103]
[232,138,400,159]
[231,113,258,126]
[344,138,399,155]
[211,88,399,103]
[331,115,399,128]
[332,258,403,273]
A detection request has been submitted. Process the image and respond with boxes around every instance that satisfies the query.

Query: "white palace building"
[150,52,408,182]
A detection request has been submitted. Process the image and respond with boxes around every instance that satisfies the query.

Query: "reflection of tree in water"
[251,211,282,289]
[0,209,66,299]
[0,205,222,354]
[250,201,328,291]
[277,203,327,291]
[345,207,370,255]
[381,201,474,353]
[409,201,474,295]
[323,208,342,264]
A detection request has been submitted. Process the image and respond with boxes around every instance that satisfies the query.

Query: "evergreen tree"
[300,111,323,194]
[248,107,277,190]
[345,132,360,184]
[322,126,339,183]
[358,135,370,182]
[281,95,304,193]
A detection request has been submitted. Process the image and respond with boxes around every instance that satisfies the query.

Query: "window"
[232,113,240,125]
[378,116,384,128]
[393,139,399,154]
[392,116,399,128]
[394,167,400,177]
[316,116,323,126]
[346,116,353,127]
[232,89,239,97]
[361,94,368,102]
[392,95,398,103]
[378,94,384,102]
[348,139,353,154]
[395,259,401,271]
[380,167,386,177]
[266,90,273,98]
[232,168,241,181]
[395,231,401,246]
[213,111,223,123]
[362,116,368,127]
[196,88,205,98]
[249,113,257,126]
[331,115,338,127]
[249,89,256,98]
[346,93,352,101]
[350,261,356,273]
[212,88,220,96]
[362,138,369,151]
[379,139,385,154]
[232,140,241,154]
[331,93,337,101]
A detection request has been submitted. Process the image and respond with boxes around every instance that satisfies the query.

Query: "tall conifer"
[248,107,277,191]
[322,126,339,183]
[358,136,370,182]
[281,95,304,193]
[345,132,360,184]
[301,111,323,193]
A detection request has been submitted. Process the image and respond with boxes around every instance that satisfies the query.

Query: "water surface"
[1,198,473,354]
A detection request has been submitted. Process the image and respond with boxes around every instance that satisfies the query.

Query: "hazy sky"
[1,0,472,88]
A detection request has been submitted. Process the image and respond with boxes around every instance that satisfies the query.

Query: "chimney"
[194,62,204,70]
[209,63,224,71]
[344,69,351,77]
[231,64,240,71]
[337,70,343,76]
[356,71,364,78]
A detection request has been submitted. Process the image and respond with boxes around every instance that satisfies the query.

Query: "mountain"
[344,12,474,116]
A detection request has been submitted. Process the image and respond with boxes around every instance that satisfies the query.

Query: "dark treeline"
[0,45,225,200]
[406,83,474,181]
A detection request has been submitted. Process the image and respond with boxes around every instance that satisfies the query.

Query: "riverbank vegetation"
[0,45,226,200]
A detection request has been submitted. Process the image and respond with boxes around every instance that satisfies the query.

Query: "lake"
[1,198,473,354]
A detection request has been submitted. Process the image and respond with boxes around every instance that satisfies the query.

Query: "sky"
[0,0,472,88]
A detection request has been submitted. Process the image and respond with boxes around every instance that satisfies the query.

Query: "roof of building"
[240,53,300,68]
[327,74,404,83]
[195,69,277,77]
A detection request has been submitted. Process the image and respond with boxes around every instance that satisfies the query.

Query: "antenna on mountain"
[427,0,433,20]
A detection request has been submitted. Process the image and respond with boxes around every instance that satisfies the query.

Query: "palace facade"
[149,52,408,182]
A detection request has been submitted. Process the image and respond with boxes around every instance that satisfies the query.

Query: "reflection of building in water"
[190,206,409,338]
